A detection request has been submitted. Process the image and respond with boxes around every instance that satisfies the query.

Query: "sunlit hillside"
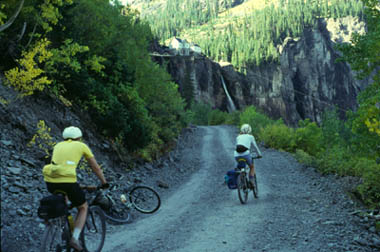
[219,0,279,17]
[142,0,363,69]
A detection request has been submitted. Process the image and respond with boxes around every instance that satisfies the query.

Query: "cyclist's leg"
[64,184,87,237]
[46,182,87,250]
[240,154,254,176]
[74,202,88,236]
[249,163,255,177]
[65,183,87,251]
[241,154,255,184]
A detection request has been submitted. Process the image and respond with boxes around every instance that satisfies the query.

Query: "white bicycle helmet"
[62,126,82,140]
[240,124,252,134]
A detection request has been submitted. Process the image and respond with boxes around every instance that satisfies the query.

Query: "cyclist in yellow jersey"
[42,126,108,251]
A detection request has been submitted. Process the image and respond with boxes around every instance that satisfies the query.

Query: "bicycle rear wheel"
[252,174,258,198]
[82,206,106,252]
[102,194,132,224]
[129,185,161,214]
[40,218,71,252]
[237,173,249,204]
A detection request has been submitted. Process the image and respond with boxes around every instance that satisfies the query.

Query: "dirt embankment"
[0,80,202,252]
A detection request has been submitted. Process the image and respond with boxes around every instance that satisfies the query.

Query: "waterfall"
[220,75,237,112]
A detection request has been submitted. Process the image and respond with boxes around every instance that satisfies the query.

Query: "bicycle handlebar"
[80,184,110,192]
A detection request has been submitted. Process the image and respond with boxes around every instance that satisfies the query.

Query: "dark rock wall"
[154,18,369,126]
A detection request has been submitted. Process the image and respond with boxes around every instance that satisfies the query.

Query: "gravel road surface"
[101,126,379,252]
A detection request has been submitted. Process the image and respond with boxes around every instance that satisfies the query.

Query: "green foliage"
[315,146,356,176]
[145,0,363,69]
[239,106,274,139]
[239,104,380,207]
[208,109,229,125]
[188,101,237,126]
[5,39,53,96]
[357,160,380,208]
[320,108,347,147]
[189,102,212,125]
[224,111,240,125]
[0,4,6,25]
[28,120,56,158]
[0,0,74,71]
[294,119,322,155]
[294,149,316,167]
[259,121,296,152]
[336,0,380,159]
[1,0,188,159]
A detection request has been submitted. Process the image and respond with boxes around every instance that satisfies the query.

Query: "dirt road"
[102,126,377,252]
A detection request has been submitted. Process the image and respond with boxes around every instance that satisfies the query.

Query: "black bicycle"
[40,186,106,252]
[93,184,161,224]
[236,155,261,204]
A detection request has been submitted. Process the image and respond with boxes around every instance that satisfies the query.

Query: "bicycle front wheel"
[129,185,161,214]
[40,218,71,252]
[237,173,249,204]
[82,206,106,252]
[252,175,258,198]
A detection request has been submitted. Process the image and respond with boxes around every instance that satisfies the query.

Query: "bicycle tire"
[40,218,71,252]
[129,185,161,214]
[252,175,258,198]
[102,195,132,224]
[237,173,248,204]
[82,206,106,252]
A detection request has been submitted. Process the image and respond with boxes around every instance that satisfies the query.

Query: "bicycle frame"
[235,155,260,204]
[41,186,106,252]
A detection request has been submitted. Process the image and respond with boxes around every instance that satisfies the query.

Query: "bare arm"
[251,136,262,156]
[86,156,107,185]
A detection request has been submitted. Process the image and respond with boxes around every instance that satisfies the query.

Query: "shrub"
[315,146,357,176]
[239,106,274,140]
[224,111,241,125]
[208,109,229,125]
[357,160,380,208]
[294,149,316,167]
[27,120,56,158]
[5,39,52,96]
[190,102,212,125]
[259,121,296,152]
[295,119,323,155]
[320,108,347,148]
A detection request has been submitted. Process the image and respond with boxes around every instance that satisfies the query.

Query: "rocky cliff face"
[153,17,368,125]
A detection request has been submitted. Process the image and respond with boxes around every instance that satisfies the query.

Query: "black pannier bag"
[236,144,248,153]
[37,194,68,219]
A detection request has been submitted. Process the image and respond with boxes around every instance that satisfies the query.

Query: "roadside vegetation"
[188,0,380,210]
[0,0,190,161]
[1,0,378,209]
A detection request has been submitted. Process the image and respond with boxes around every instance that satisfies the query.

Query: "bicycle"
[235,155,261,204]
[93,184,161,224]
[40,185,106,252]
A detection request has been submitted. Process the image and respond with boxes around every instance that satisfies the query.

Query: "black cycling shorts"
[46,182,86,207]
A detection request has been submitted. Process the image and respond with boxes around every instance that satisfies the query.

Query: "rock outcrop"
[153,17,369,125]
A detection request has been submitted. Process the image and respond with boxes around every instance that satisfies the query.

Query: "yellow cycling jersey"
[43,140,94,183]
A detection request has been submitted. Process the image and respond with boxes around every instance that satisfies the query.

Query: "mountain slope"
[0,76,199,251]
